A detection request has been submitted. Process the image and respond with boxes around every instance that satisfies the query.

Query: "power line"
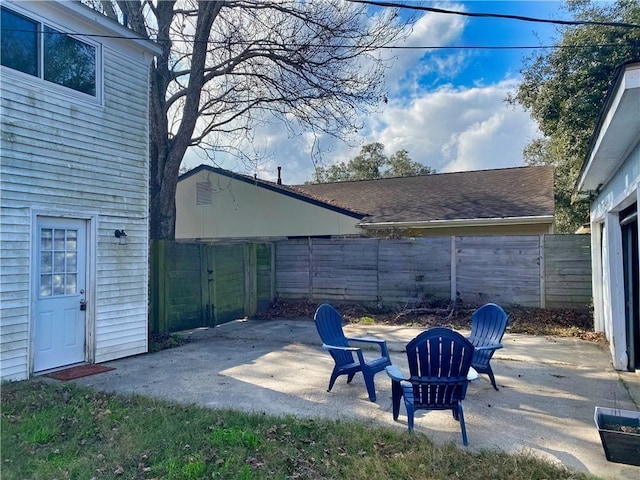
[3,0,638,48]
[1,28,637,51]
[378,44,635,50]
[348,0,640,29]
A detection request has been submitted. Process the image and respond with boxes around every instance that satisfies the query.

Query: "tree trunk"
[149,159,177,241]
[148,1,221,240]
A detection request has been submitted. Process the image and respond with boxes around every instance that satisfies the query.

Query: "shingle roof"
[293,166,554,224]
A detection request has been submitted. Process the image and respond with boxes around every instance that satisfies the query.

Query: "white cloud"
[384,4,468,97]
[371,80,539,173]
[184,80,540,185]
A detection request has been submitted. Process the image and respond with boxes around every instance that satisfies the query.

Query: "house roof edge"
[179,165,367,219]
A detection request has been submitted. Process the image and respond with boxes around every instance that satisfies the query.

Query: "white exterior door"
[34,217,87,372]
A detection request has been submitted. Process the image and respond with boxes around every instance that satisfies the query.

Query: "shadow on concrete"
[68,318,640,480]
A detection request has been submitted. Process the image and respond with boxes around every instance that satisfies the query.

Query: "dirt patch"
[149,332,192,352]
[255,300,605,343]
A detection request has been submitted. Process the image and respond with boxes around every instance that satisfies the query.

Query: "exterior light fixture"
[114,229,127,245]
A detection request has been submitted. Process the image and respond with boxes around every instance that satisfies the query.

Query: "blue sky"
[445,1,561,86]
[185,1,570,184]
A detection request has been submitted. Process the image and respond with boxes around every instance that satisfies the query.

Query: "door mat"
[45,364,115,381]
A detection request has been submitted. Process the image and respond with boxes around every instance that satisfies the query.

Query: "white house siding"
[590,144,640,221]
[0,1,157,380]
[0,207,31,379]
[176,169,362,240]
[589,143,640,370]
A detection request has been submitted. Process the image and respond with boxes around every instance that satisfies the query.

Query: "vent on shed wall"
[196,182,212,206]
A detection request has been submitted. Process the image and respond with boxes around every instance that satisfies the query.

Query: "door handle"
[80,289,86,311]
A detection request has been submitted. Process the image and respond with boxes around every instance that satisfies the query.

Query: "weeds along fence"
[150,235,591,333]
[274,235,592,310]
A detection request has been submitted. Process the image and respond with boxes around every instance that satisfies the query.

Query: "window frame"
[0,5,102,104]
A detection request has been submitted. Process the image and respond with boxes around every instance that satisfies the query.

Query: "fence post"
[203,245,215,327]
[539,235,546,308]
[148,240,157,334]
[244,243,258,317]
[450,236,457,303]
[270,242,276,301]
[308,237,313,301]
[199,244,209,326]
[151,240,167,333]
[376,238,381,307]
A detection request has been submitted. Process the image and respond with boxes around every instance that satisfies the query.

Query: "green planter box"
[594,406,640,466]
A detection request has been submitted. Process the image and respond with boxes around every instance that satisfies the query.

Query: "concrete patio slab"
[65,318,640,480]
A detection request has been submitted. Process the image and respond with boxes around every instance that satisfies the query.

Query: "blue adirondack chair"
[386,327,474,445]
[314,304,391,402]
[467,303,508,390]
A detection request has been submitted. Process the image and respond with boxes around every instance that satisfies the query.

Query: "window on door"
[1,6,98,97]
[40,228,79,297]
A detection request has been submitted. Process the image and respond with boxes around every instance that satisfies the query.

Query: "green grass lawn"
[2,380,596,480]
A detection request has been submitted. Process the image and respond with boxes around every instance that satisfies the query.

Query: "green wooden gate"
[150,241,273,334]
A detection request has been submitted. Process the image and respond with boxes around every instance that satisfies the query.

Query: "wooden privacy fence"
[149,241,273,334]
[150,235,591,333]
[274,235,592,309]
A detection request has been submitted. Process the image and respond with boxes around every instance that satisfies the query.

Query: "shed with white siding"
[576,60,640,373]
[0,1,161,380]
[176,165,366,241]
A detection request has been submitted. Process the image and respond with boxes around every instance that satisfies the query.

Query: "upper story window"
[1,6,97,97]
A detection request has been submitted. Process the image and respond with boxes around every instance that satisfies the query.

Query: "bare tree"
[92,1,408,239]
